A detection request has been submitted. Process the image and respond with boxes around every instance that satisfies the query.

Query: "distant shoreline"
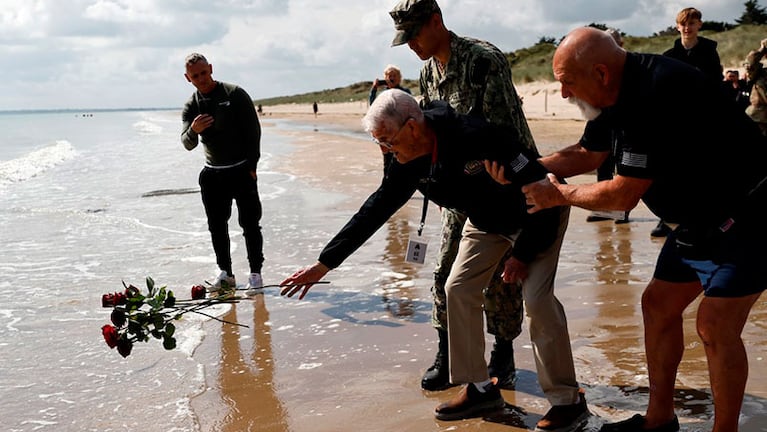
[2,81,579,120]
[258,81,582,122]
[0,107,178,115]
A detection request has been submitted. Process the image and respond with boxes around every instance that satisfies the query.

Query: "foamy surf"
[0,140,76,187]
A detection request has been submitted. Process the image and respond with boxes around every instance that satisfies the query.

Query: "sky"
[0,0,756,110]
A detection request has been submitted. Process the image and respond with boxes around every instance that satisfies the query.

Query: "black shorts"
[653,226,767,298]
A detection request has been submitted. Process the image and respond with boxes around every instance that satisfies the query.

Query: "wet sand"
[189,91,767,432]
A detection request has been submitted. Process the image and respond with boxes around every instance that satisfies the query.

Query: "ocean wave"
[133,119,163,134]
[0,140,76,186]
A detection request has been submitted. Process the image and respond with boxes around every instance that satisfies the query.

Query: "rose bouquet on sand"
[100,277,246,358]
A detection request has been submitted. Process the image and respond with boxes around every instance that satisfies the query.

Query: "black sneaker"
[599,414,679,432]
[434,380,505,421]
[615,211,630,224]
[586,214,612,222]
[535,389,591,432]
[650,220,671,237]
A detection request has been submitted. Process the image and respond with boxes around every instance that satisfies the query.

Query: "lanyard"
[417,143,439,236]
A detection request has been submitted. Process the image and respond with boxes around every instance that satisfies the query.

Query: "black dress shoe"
[535,389,590,431]
[434,381,505,421]
[600,414,680,432]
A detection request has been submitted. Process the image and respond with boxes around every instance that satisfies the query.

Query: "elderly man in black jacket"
[280,89,588,428]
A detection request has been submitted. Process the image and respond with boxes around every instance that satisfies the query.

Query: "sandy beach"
[188,82,767,432]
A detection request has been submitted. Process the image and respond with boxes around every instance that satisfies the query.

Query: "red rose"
[102,293,116,307]
[102,293,114,308]
[114,292,127,305]
[102,325,119,348]
[102,292,127,307]
[191,284,206,300]
[117,338,133,358]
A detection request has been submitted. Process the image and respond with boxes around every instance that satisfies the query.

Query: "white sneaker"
[209,271,236,292]
[245,273,264,296]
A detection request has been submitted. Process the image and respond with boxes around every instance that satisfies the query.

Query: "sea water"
[0,109,312,432]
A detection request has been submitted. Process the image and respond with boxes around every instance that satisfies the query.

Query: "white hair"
[383,64,402,75]
[362,89,422,133]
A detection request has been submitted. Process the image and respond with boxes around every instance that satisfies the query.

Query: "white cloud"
[0,0,754,110]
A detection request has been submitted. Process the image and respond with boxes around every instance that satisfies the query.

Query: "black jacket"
[662,36,722,83]
[318,101,562,269]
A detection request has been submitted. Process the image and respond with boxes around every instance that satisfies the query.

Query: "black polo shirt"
[580,53,767,229]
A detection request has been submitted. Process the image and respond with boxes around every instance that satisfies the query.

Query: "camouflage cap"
[389,0,441,46]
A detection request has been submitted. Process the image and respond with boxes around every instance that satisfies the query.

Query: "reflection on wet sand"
[216,297,288,432]
[379,208,422,319]
[590,222,645,386]
[594,222,636,286]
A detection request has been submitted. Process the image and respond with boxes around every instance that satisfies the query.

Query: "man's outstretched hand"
[280,262,330,300]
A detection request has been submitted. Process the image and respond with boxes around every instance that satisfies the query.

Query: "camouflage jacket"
[418,31,537,154]
[745,48,767,123]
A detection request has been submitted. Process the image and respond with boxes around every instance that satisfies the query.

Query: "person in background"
[721,69,751,112]
[663,7,723,83]
[368,64,413,171]
[369,64,412,105]
[744,39,767,135]
[585,27,630,224]
[390,1,587,431]
[313,101,318,117]
[653,7,723,238]
[507,27,766,432]
[280,89,574,424]
[181,53,265,295]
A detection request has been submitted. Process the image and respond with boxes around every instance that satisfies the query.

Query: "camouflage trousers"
[431,208,524,341]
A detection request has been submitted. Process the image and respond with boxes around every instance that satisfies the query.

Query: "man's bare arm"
[521,173,650,214]
[539,143,607,178]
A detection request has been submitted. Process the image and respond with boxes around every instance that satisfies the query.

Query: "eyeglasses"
[372,118,410,150]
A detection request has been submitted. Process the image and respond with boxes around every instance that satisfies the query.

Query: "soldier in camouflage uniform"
[390,0,533,392]
[390,5,586,429]
[745,38,767,136]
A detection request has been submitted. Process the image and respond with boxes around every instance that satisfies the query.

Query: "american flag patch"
[621,151,648,168]
[510,154,529,173]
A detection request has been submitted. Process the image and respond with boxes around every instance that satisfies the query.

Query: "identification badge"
[405,238,428,264]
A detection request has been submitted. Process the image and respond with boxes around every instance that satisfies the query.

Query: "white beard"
[569,96,602,121]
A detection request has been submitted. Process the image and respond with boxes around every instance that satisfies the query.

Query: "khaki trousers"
[446,206,580,405]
